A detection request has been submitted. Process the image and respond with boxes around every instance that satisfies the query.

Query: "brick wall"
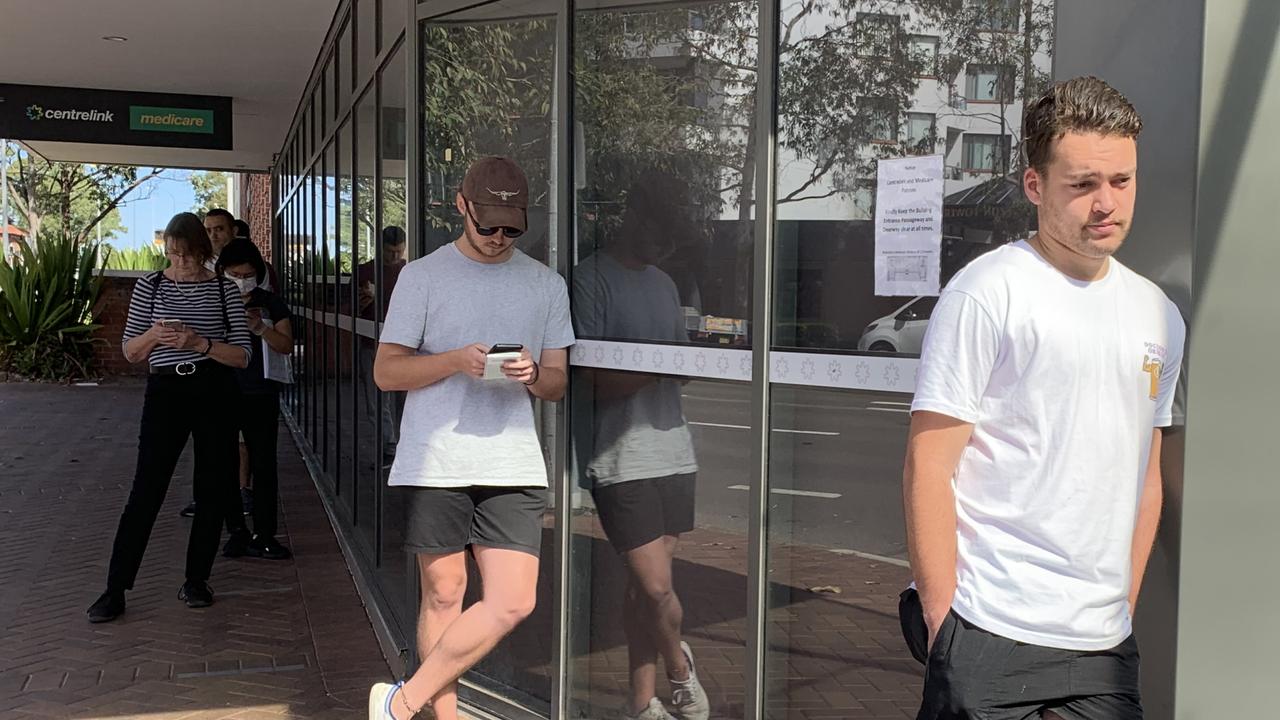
[91,271,148,377]
[241,173,273,262]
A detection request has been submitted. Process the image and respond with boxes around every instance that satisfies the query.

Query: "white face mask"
[230,275,258,294]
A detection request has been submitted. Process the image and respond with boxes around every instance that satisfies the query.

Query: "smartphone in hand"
[484,344,523,380]
[158,319,186,331]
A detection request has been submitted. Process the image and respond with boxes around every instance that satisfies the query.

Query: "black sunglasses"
[465,203,524,239]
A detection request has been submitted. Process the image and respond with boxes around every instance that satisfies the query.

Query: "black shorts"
[592,474,696,553]
[404,486,547,558]
[899,589,1142,720]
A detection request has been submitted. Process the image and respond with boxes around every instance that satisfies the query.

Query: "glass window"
[863,99,898,143]
[336,119,356,518]
[320,55,332,137]
[570,0,759,717]
[909,34,939,76]
[855,13,899,58]
[353,88,379,544]
[381,0,406,52]
[969,0,1021,32]
[965,63,1015,102]
[358,0,377,82]
[376,40,413,635]
[766,2,1056,717]
[419,14,555,263]
[906,112,936,150]
[961,133,1010,173]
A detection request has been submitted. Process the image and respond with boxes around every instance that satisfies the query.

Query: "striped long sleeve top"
[122,272,254,368]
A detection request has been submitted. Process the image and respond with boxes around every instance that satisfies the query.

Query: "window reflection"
[767,1,1055,718]
[575,0,759,349]
[773,0,1054,354]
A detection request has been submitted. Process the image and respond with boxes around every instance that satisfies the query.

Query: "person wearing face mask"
[216,238,294,560]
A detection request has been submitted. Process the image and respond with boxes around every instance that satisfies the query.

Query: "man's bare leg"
[622,578,658,713]
[392,546,538,720]
[621,535,688,714]
[416,552,468,720]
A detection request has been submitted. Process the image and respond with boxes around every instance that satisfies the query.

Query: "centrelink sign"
[0,83,231,150]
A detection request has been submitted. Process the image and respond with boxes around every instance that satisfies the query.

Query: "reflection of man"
[903,77,1185,720]
[574,180,709,720]
[357,226,408,460]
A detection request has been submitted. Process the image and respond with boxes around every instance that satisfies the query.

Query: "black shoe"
[245,534,293,560]
[222,529,251,558]
[87,590,125,623]
[179,501,197,518]
[178,580,213,608]
[240,487,254,516]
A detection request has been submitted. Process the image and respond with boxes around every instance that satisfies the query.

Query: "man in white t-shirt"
[902,76,1185,720]
[367,157,575,720]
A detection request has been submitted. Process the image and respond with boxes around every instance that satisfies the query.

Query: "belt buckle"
[175,362,197,376]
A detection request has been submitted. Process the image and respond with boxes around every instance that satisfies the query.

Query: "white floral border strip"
[570,339,918,394]
[768,350,918,394]
[570,339,754,381]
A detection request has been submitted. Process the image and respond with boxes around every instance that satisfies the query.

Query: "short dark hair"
[233,219,251,239]
[1023,76,1143,175]
[215,237,268,283]
[204,208,234,224]
[164,212,214,263]
[382,225,406,246]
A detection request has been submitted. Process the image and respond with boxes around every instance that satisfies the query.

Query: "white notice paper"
[874,155,944,296]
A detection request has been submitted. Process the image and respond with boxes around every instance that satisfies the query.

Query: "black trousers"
[240,391,281,538]
[106,367,239,592]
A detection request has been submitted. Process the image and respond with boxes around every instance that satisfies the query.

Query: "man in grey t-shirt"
[368,157,575,720]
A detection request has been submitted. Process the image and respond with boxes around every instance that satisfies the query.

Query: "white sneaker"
[669,641,710,720]
[621,696,677,720]
[368,681,404,719]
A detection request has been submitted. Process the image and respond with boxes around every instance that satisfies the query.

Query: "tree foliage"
[2,145,151,249]
[189,170,229,214]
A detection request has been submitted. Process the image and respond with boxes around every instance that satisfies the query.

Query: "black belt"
[149,360,220,376]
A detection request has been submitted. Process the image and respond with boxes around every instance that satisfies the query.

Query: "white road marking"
[725,484,842,499]
[828,547,912,568]
[688,421,839,437]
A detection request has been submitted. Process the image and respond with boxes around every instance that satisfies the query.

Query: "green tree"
[2,145,154,249]
[189,170,229,213]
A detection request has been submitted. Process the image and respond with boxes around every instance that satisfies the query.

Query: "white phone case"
[483,352,521,380]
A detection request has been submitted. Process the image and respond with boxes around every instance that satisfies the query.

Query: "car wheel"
[869,341,896,353]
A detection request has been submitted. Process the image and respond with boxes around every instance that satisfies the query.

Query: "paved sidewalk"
[0,381,391,719]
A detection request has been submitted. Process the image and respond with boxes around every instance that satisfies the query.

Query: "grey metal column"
[403,0,424,660]
[1177,1,1280,717]
[744,0,780,714]
[550,0,575,717]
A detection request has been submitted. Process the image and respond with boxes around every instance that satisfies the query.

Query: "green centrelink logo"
[25,104,113,122]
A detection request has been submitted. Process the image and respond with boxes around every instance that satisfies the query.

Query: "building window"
[855,13,899,58]
[968,0,1021,32]
[962,133,1011,173]
[906,112,936,148]
[908,35,939,76]
[861,99,897,143]
[965,63,1015,102]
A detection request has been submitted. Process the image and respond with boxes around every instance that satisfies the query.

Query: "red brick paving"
[0,381,391,719]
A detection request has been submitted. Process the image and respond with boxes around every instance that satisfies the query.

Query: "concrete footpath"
[0,381,391,719]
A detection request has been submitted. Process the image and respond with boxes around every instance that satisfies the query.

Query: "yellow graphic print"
[1142,355,1162,401]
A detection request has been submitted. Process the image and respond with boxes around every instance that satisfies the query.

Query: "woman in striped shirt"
[87,212,254,624]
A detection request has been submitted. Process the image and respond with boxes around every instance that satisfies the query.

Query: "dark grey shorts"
[404,486,547,558]
[592,473,696,553]
[901,589,1142,720]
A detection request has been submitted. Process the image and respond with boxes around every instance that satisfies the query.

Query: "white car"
[856,296,938,354]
